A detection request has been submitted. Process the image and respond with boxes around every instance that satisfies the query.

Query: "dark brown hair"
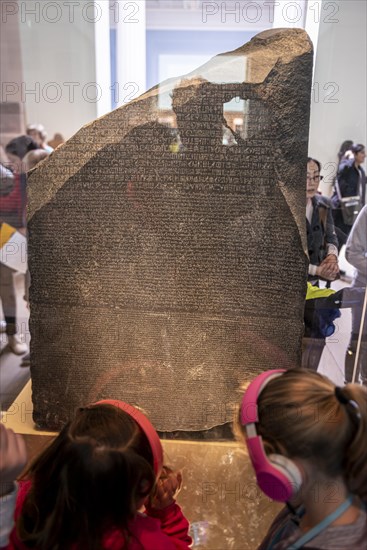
[307,156,321,172]
[351,143,365,155]
[17,404,156,549]
[338,140,353,162]
[5,135,38,160]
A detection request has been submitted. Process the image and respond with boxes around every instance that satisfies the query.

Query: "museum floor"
[0,251,355,549]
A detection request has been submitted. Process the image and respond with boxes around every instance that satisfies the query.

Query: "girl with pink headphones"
[239,368,367,549]
[7,400,192,549]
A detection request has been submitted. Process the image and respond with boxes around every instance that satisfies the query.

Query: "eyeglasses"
[307,175,323,182]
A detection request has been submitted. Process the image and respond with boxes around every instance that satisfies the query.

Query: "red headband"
[93,399,163,476]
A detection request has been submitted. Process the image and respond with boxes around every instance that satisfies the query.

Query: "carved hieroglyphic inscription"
[29,29,312,431]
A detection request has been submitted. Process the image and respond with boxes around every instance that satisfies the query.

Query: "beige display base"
[1,381,280,549]
[1,380,56,435]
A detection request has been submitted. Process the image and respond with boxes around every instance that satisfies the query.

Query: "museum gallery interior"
[0,1,366,549]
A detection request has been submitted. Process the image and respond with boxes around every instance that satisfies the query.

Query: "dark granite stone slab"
[28,29,313,432]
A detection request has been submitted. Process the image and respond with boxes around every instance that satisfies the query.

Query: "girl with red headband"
[7,400,191,549]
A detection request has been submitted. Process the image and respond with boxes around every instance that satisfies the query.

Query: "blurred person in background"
[337,140,354,165]
[26,124,53,153]
[332,143,366,250]
[0,162,29,354]
[344,205,367,385]
[3,136,38,228]
[23,149,50,172]
[47,132,65,150]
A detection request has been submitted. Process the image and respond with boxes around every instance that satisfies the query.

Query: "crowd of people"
[0,125,64,355]
[0,130,366,548]
[303,142,366,384]
[0,367,366,549]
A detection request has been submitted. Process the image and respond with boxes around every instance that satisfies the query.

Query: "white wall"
[3,0,365,153]
[0,1,25,145]
[308,0,367,194]
[15,1,108,141]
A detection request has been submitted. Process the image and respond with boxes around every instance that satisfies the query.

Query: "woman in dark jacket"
[303,157,339,371]
[306,158,339,282]
[333,143,366,248]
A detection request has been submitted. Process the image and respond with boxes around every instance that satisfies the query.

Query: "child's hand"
[149,466,182,510]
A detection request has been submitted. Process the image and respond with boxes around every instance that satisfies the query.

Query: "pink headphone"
[240,369,303,502]
[94,399,164,477]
